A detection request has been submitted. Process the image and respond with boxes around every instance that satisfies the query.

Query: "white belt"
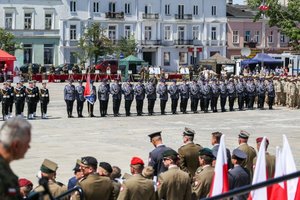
[28,95,34,97]
[3,96,9,98]
[42,94,49,97]
[16,94,20,97]
[10,93,14,96]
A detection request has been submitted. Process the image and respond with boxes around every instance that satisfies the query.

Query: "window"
[164,52,170,66]
[145,5,152,14]
[165,4,170,15]
[192,26,199,40]
[24,13,32,29]
[93,2,99,13]
[233,30,239,43]
[268,31,273,43]
[178,5,184,16]
[70,0,77,12]
[23,44,32,64]
[125,3,131,14]
[254,31,260,43]
[244,31,251,42]
[179,52,187,65]
[280,33,286,43]
[144,26,152,40]
[109,2,116,12]
[108,26,117,40]
[178,26,185,40]
[193,5,198,15]
[70,25,77,40]
[212,6,217,16]
[45,14,52,30]
[164,26,171,40]
[44,44,54,65]
[124,25,131,39]
[5,13,13,29]
[211,27,216,40]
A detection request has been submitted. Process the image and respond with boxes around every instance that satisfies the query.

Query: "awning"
[0,49,16,61]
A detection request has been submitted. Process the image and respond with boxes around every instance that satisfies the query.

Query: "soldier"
[178,127,203,177]
[26,81,37,120]
[189,79,200,113]
[7,80,14,118]
[14,82,25,116]
[179,79,189,114]
[1,82,11,120]
[273,76,282,105]
[289,78,297,109]
[145,79,157,115]
[110,166,122,199]
[134,79,145,116]
[246,78,256,110]
[117,157,156,200]
[75,80,85,118]
[87,80,97,117]
[168,79,179,114]
[236,78,245,111]
[32,80,39,117]
[0,117,31,200]
[192,148,215,199]
[148,131,171,177]
[266,78,275,110]
[256,78,266,109]
[227,78,236,111]
[98,79,110,117]
[219,79,227,112]
[281,77,287,106]
[64,79,76,118]
[122,80,134,116]
[110,79,122,117]
[39,82,50,119]
[197,77,205,111]
[67,161,83,190]
[201,79,211,113]
[286,78,292,108]
[210,78,219,112]
[19,80,27,116]
[157,79,168,115]
[157,149,191,200]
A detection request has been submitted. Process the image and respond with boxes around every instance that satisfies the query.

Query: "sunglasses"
[163,157,170,161]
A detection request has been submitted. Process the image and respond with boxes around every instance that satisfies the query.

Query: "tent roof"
[241,53,283,66]
[0,49,16,61]
[121,55,144,62]
[200,53,235,64]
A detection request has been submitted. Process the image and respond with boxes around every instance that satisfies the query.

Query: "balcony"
[142,13,159,19]
[9,29,60,38]
[139,40,161,46]
[174,40,193,45]
[105,12,124,19]
[175,14,192,20]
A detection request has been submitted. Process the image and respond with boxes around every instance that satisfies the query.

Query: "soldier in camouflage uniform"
[281,77,287,106]
[273,77,282,105]
[288,78,297,108]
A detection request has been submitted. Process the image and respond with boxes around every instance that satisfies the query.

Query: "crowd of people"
[0,117,276,200]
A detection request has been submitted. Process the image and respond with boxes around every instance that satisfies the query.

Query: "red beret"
[256,137,269,145]
[18,178,33,187]
[130,157,144,165]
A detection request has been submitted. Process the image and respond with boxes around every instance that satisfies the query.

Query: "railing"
[105,12,124,19]
[142,13,159,19]
[139,40,161,45]
[174,40,193,45]
[175,14,192,20]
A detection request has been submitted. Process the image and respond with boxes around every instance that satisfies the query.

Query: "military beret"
[239,130,250,139]
[256,137,269,145]
[99,162,113,173]
[18,178,33,188]
[148,131,162,140]
[163,149,178,158]
[40,159,58,174]
[130,157,144,166]
[232,148,247,160]
[183,127,195,136]
[199,148,214,158]
[81,156,98,168]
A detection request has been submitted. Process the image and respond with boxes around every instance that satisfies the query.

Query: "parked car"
[55,63,74,74]
[95,60,118,74]
[20,64,40,74]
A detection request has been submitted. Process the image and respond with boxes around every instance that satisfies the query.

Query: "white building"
[0,0,227,71]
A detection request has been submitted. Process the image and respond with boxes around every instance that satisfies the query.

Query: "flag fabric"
[259,4,269,11]
[84,73,95,104]
[248,137,267,200]
[210,134,229,196]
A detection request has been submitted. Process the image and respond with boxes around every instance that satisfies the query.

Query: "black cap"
[81,156,98,168]
[99,162,113,173]
[232,149,247,160]
[199,148,214,158]
[73,159,81,172]
[148,131,161,140]
[183,127,195,136]
[163,149,178,158]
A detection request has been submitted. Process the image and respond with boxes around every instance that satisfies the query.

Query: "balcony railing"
[174,40,193,45]
[139,40,161,45]
[175,14,192,20]
[142,13,159,19]
[105,12,124,19]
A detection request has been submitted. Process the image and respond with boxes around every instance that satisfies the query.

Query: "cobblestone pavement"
[3,82,300,186]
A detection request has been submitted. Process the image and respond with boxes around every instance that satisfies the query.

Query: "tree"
[0,28,18,54]
[116,36,138,57]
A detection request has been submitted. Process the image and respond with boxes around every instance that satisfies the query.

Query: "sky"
[233,0,246,5]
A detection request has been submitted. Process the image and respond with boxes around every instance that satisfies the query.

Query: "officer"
[179,78,189,114]
[168,79,179,114]
[145,79,157,115]
[7,80,14,118]
[227,78,236,111]
[64,79,76,118]
[189,79,200,113]
[219,79,227,112]
[26,81,37,120]
[257,78,266,109]
[210,78,219,112]
[19,79,27,117]
[122,79,134,116]
[67,160,83,190]
[178,127,203,177]
[148,131,171,176]
[157,149,191,200]
[87,80,96,117]
[228,149,250,200]
[75,80,85,117]
[197,77,205,111]
[110,79,122,117]
[1,82,11,120]
[117,157,156,200]
[39,82,50,119]
[236,78,245,111]
[134,79,145,116]
[98,78,110,117]
[246,78,256,109]
[157,79,168,115]
[0,117,31,200]
[273,76,281,105]
[266,78,275,110]
[201,79,211,113]
[14,82,24,116]
[32,80,39,117]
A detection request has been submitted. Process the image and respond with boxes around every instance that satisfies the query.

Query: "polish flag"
[209,134,229,196]
[84,73,94,104]
[248,137,267,200]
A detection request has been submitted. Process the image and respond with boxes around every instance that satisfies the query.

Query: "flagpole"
[261,0,266,73]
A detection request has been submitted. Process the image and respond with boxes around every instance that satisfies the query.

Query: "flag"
[248,137,267,200]
[84,73,95,104]
[210,135,229,196]
[259,4,269,11]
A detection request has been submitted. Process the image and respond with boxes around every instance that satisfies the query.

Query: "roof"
[0,49,16,61]
[226,4,257,18]
[121,55,144,62]
[200,53,235,65]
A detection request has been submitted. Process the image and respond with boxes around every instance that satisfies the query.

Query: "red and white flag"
[259,4,269,11]
[248,137,267,200]
[210,134,229,196]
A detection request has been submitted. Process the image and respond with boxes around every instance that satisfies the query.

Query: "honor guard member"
[6,80,14,118]
[34,159,68,200]
[257,78,266,109]
[246,78,256,109]
[157,149,191,200]
[98,78,110,117]
[190,79,200,113]
[19,80,26,116]
[145,79,157,115]
[197,77,205,111]
[210,78,220,112]
[26,81,37,119]
[72,156,114,200]
[157,79,168,115]
[179,78,190,114]
[87,80,97,117]
[0,117,31,200]
[168,79,179,114]
[236,78,245,111]
[64,79,76,118]
[219,79,227,112]
[122,79,134,116]
[1,82,11,120]
[134,79,145,116]
[148,131,171,176]
[192,148,215,200]
[266,78,275,110]
[178,127,203,177]
[237,130,257,179]
[201,79,211,113]
[110,78,122,117]
[228,149,250,200]
[75,80,85,117]
[227,78,236,111]
[39,82,50,119]
[117,157,156,200]
[14,82,24,116]
[32,80,39,117]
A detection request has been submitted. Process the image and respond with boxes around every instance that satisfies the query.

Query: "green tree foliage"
[116,36,138,57]
[0,28,18,54]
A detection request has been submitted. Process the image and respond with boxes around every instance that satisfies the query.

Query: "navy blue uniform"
[145,83,157,115]
[64,83,76,117]
[168,83,179,114]
[157,83,168,115]
[98,82,110,117]
[179,82,189,113]
[148,145,172,176]
[110,82,122,116]
[75,84,85,117]
[134,83,145,116]
[122,83,134,116]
